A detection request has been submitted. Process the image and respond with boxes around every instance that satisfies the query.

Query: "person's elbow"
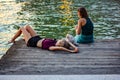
[76,30,81,35]
[49,47,55,51]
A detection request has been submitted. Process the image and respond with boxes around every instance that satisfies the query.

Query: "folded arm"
[49,46,78,53]
[49,40,79,53]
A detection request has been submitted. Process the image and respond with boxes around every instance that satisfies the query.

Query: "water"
[0,0,120,58]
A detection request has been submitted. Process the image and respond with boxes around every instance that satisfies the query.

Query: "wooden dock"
[0,39,120,75]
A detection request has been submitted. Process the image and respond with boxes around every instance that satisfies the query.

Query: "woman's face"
[77,11,81,18]
[56,40,64,47]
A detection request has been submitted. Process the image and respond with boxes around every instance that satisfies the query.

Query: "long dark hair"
[78,7,88,18]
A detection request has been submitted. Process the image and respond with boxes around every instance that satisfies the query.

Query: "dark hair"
[78,7,88,18]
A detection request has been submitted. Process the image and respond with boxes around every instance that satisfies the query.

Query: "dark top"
[81,18,94,35]
[42,39,57,50]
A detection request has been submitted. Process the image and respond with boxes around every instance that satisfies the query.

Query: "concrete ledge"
[0,75,120,80]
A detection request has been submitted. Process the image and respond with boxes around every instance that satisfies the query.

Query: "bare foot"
[22,37,25,41]
[8,39,15,44]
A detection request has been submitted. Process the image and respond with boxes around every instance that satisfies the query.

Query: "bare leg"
[8,28,22,43]
[24,25,37,37]
[20,27,31,43]
[9,27,31,44]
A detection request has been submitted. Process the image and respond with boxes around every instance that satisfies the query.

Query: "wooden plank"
[0,39,120,74]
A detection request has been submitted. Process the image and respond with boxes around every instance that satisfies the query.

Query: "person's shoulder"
[79,18,86,21]
[78,18,86,23]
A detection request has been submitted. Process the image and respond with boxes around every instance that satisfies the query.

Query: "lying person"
[9,25,79,53]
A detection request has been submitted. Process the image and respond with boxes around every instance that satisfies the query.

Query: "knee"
[24,25,31,29]
[20,27,25,31]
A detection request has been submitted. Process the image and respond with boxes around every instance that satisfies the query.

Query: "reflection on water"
[0,0,120,58]
[0,0,22,58]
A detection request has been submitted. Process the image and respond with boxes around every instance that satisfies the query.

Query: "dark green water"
[0,0,120,58]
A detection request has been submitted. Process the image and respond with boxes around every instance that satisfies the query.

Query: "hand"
[71,47,79,53]
[74,47,79,53]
